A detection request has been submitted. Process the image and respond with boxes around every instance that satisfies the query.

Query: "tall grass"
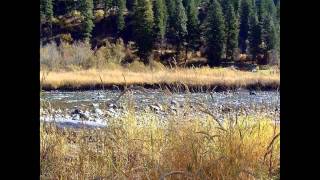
[40,67,279,90]
[41,108,280,179]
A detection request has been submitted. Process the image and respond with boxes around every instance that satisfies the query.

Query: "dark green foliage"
[165,0,177,43]
[276,0,280,22]
[261,15,277,51]
[205,0,226,66]
[153,0,167,42]
[231,0,240,14]
[248,13,262,59]
[115,0,126,34]
[172,0,188,51]
[182,0,189,8]
[239,0,253,53]
[40,0,53,22]
[133,0,154,64]
[257,0,276,21]
[105,0,113,11]
[126,0,136,11]
[80,0,95,41]
[186,0,200,51]
[225,1,239,60]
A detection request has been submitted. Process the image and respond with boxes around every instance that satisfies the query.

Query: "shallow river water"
[40,90,280,128]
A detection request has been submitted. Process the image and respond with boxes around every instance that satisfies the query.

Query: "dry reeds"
[40,67,279,90]
[40,108,280,179]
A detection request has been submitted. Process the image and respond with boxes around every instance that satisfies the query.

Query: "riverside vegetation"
[40,40,279,90]
[40,90,280,179]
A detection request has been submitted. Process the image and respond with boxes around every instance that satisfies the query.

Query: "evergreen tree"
[40,0,45,21]
[115,0,126,34]
[80,0,95,41]
[231,0,240,15]
[225,1,239,60]
[165,0,177,45]
[194,0,201,6]
[130,0,138,20]
[133,0,154,64]
[127,0,136,11]
[186,0,200,52]
[275,0,280,57]
[182,0,189,8]
[276,0,280,23]
[172,0,188,54]
[261,15,277,51]
[205,0,225,66]
[239,0,253,53]
[40,0,53,22]
[105,0,113,11]
[153,0,167,44]
[257,0,276,21]
[248,12,262,59]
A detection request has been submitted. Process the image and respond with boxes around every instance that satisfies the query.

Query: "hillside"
[40,0,280,67]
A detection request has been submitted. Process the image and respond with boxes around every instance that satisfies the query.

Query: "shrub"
[94,10,105,21]
[71,10,81,17]
[94,38,126,66]
[127,60,147,72]
[59,42,95,69]
[60,33,73,43]
[149,60,166,71]
[40,42,63,70]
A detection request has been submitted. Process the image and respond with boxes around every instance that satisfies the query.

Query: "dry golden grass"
[40,112,280,179]
[40,67,279,90]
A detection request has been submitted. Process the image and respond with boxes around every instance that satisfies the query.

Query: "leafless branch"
[160,171,193,180]
[192,102,227,131]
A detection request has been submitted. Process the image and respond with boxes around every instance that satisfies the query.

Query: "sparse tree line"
[41,0,280,67]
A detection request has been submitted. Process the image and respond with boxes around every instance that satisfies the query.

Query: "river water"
[40,90,280,128]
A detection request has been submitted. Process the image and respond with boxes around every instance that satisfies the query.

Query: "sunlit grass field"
[40,67,279,90]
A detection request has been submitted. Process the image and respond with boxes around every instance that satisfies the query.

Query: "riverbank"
[40,67,280,91]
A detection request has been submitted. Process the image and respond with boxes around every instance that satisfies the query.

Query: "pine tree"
[153,0,167,44]
[186,0,200,53]
[261,15,277,51]
[172,0,188,54]
[205,0,225,66]
[276,0,280,23]
[133,0,154,64]
[80,0,95,41]
[182,0,189,8]
[257,0,276,21]
[105,0,113,12]
[231,0,240,15]
[165,0,177,45]
[130,0,138,22]
[248,12,262,59]
[239,0,253,53]
[115,0,125,34]
[275,0,280,56]
[40,0,53,22]
[127,0,136,11]
[225,1,239,60]
[40,0,45,21]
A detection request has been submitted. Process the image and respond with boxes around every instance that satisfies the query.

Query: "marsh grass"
[40,105,280,179]
[40,67,279,90]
